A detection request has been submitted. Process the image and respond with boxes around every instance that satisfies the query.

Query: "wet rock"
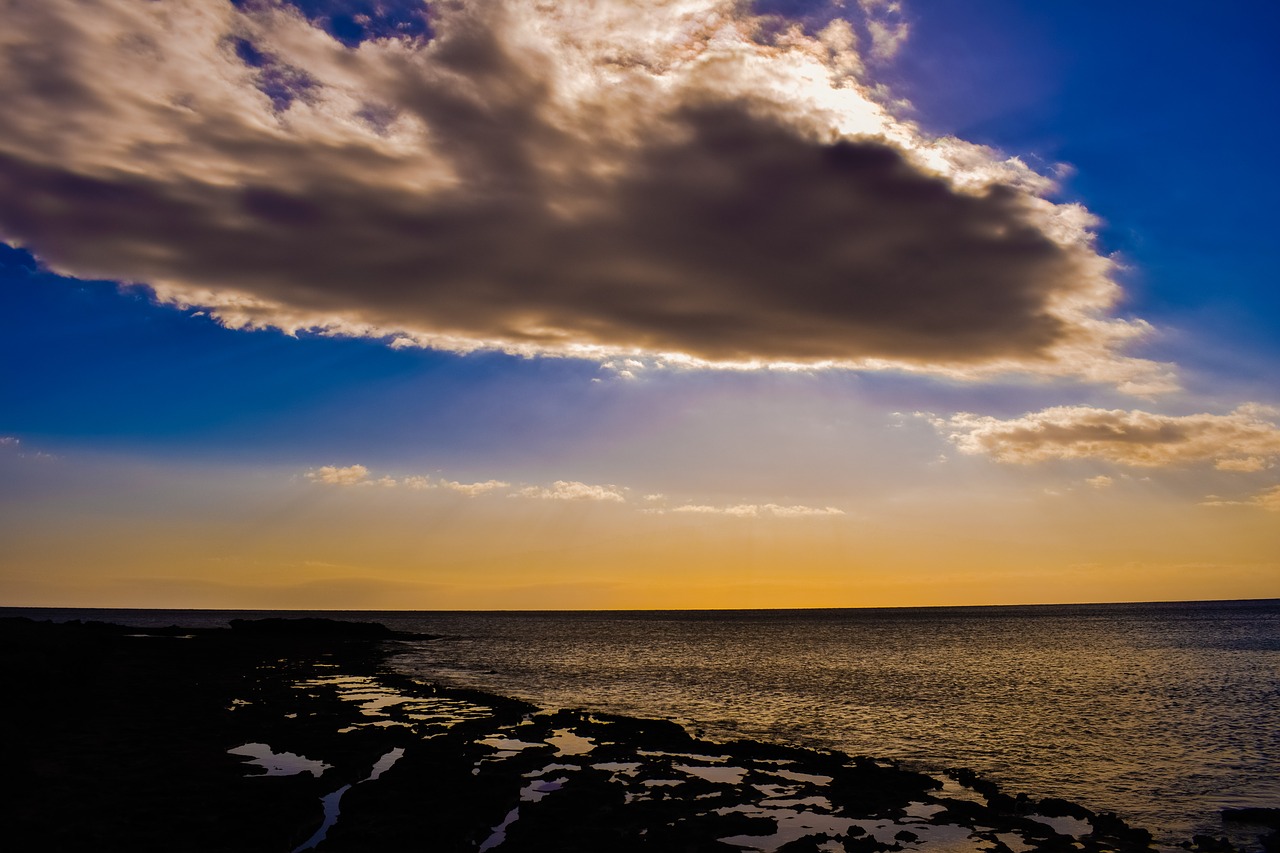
[933,797,990,826]
[948,767,1002,800]
[1039,796,1094,821]
[587,711,696,751]
[988,792,1018,812]
[1222,808,1280,828]
[827,756,941,816]
[843,833,900,852]
[1092,811,1154,847]
[228,617,437,641]
[778,835,837,852]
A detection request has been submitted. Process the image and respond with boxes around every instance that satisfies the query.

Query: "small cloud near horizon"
[513,481,627,503]
[651,503,845,518]
[1201,485,1280,513]
[931,404,1280,471]
[302,465,847,517]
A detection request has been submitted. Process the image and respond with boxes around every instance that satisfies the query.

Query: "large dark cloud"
[0,0,1168,388]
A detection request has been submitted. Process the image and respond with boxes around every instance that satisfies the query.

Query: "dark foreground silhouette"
[2,617,1274,852]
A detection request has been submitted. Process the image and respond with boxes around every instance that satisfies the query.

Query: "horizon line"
[3,596,1276,615]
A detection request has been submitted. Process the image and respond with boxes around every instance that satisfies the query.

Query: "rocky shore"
[2,616,1274,852]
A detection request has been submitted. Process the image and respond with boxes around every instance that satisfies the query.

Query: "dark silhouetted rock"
[1092,811,1154,847]
[1222,808,1280,828]
[778,835,835,852]
[1040,796,1094,820]
[229,617,395,639]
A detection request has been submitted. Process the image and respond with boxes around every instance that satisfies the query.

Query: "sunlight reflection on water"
[384,601,1279,845]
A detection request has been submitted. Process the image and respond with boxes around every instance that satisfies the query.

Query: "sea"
[7,599,1277,849]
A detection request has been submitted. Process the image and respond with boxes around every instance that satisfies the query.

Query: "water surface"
[11,600,1277,846]
[386,601,1280,845]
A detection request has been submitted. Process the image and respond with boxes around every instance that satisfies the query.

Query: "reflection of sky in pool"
[227,743,329,777]
[295,674,493,733]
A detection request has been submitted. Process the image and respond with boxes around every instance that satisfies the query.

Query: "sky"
[1,0,1277,610]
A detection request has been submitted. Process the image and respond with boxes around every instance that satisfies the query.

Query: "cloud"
[440,478,510,496]
[669,503,761,517]
[309,466,603,498]
[1085,475,1113,489]
[322,470,509,493]
[661,503,844,517]
[514,481,627,502]
[306,464,370,485]
[1201,485,1280,512]
[401,475,433,490]
[1251,486,1280,511]
[764,503,846,517]
[0,0,1169,390]
[0,435,58,461]
[934,404,1280,470]
[858,0,910,60]
[304,466,609,499]
[301,466,845,513]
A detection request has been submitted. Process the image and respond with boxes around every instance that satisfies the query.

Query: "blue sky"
[895,2,1280,372]
[1,1,1276,609]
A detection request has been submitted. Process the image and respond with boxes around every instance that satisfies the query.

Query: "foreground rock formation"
[1,617,1271,852]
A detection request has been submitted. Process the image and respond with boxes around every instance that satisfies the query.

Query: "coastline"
[3,616,1273,852]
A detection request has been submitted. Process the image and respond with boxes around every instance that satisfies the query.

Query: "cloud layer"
[303,464,843,515]
[0,0,1168,389]
[660,503,844,517]
[515,481,627,502]
[936,405,1280,471]
[305,466,628,501]
[1202,486,1280,513]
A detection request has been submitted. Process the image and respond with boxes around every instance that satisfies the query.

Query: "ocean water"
[9,600,1278,847]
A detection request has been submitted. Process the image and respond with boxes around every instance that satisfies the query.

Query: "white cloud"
[514,481,627,502]
[859,0,910,60]
[934,404,1280,470]
[307,464,370,485]
[765,503,846,517]
[301,464,858,517]
[304,467,612,500]
[331,471,510,494]
[669,503,760,517]
[1214,457,1271,473]
[440,479,510,496]
[1085,475,1113,489]
[1253,486,1280,511]
[0,437,18,446]
[1202,485,1280,512]
[662,503,844,517]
